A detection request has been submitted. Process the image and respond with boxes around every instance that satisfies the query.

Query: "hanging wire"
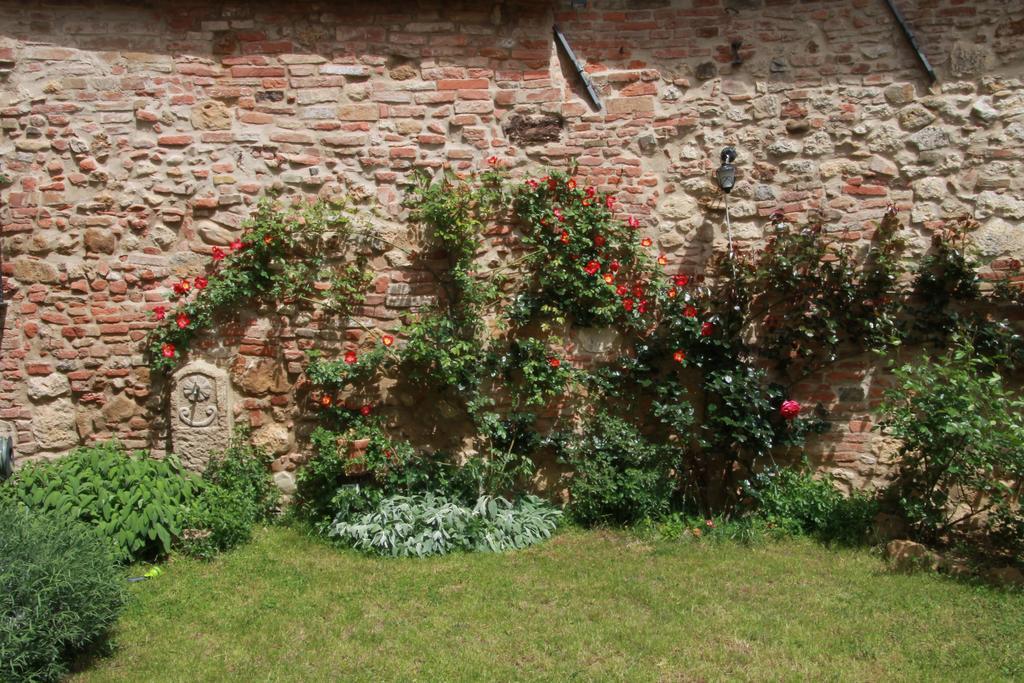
[723,193,737,281]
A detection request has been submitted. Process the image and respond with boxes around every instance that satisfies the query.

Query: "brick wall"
[1,0,1022,490]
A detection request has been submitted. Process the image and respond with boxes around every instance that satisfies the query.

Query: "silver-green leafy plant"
[328,493,561,557]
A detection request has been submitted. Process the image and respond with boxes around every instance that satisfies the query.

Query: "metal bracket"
[883,0,936,83]
[553,24,603,111]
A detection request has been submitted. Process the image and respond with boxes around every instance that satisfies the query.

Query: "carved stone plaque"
[170,360,232,471]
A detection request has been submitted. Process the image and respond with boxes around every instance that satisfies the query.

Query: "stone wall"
[1,0,1022,490]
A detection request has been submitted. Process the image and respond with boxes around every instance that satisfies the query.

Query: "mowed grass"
[76,526,1023,682]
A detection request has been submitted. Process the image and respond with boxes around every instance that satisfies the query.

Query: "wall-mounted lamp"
[716,147,737,194]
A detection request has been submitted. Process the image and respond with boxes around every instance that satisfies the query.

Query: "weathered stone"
[337,103,378,121]
[83,228,117,254]
[976,191,1024,220]
[868,155,898,177]
[389,63,418,80]
[802,131,834,156]
[866,124,903,153]
[190,100,232,130]
[883,82,916,106]
[101,394,139,423]
[273,470,297,495]
[253,422,292,456]
[657,192,702,233]
[503,114,563,145]
[197,220,235,245]
[30,397,79,451]
[949,41,992,77]
[171,360,232,471]
[694,62,716,80]
[26,374,71,401]
[886,539,938,572]
[908,126,949,151]
[971,97,999,122]
[897,103,935,130]
[913,177,947,200]
[973,218,1024,257]
[11,257,59,283]
[230,357,291,395]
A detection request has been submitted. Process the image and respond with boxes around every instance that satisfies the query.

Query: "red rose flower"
[560,230,570,244]
[780,400,801,420]
[638,299,648,313]
[684,305,698,318]
[603,273,615,284]
[593,234,606,247]
[195,276,208,290]
[567,178,577,189]
[161,342,176,358]
[176,313,190,329]
[230,239,243,251]
[701,321,714,336]
[344,351,357,364]
[487,155,498,166]
[320,395,332,407]
[526,178,539,189]
[584,260,600,276]
[153,305,166,321]
[173,279,191,296]
[657,254,668,266]
[548,357,560,369]
[547,177,558,191]
[382,334,395,347]
[623,298,634,312]
[627,216,640,229]
[609,260,620,273]
[616,284,628,296]
[212,247,225,261]
[674,274,690,287]
[360,405,372,416]
[640,237,653,247]
[667,287,677,299]
[585,186,596,198]
[673,350,686,363]
[605,195,616,209]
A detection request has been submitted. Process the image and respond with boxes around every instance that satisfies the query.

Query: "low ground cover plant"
[1,503,126,683]
[0,436,278,563]
[0,442,201,562]
[328,493,561,557]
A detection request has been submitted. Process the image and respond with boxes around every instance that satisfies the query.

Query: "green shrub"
[557,413,676,526]
[178,485,256,561]
[203,427,279,523]
[1,503,126,682]
[328,494,561,557]
[742,465,878,545]
[879,337,1024,558]
[0,442,202,562]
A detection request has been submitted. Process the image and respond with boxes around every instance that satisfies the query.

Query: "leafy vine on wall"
[146,168,1024,521]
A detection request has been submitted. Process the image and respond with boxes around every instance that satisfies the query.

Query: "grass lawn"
[75,526,1023,682]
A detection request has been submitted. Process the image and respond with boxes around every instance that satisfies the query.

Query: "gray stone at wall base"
[273,470,297,495]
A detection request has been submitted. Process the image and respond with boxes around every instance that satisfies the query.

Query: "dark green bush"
[1,503,126,682]
[178,485,256,561]
[558,413,676,526]
[202,427,279,523]
[0,442,201,562]
[879,337,1024,558]
[742,465,878,545]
